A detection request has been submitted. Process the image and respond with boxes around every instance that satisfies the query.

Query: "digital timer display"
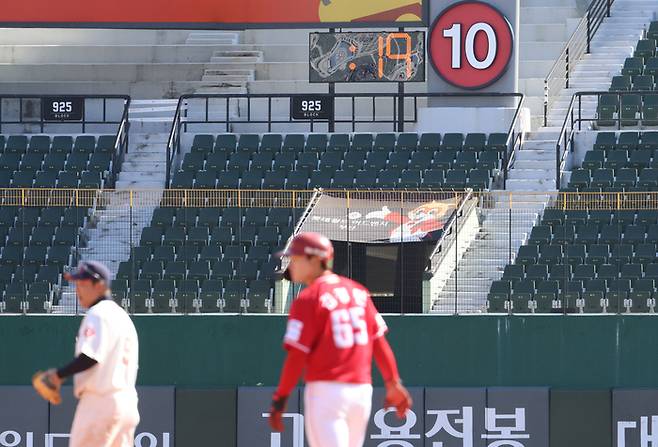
[309,31,425,83]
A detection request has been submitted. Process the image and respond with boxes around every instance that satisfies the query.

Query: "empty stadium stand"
[117,131,508,313]
[170,132,508,192]
[0,134,123,313]
[490,130,658,314]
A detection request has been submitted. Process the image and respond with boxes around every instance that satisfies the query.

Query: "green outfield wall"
[1,315,658,388]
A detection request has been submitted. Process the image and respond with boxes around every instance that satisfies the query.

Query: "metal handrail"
[543,0,614,126]
[555,90,658,188]
[427,189,475,272]
[165,92,525,187]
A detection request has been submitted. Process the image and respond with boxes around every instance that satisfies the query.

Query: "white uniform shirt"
[73,299,139,398]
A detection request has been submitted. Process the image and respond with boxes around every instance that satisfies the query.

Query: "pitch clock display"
[309,31,425,83]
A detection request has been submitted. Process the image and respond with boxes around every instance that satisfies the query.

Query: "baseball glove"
[32,370,62,405]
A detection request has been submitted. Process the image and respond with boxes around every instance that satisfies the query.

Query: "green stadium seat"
[240,171,263,189]
[251,152,274,171]
[365,151,388,170]
[373,133,396,151]
[217,170,240,189]
[205,152,228,171]
[622,57,644,76]
[192,171,215,189]
[73,136,96,153]
[236,134,259,152]
[396,133,418,151]
[441,133,464,151]
[304,134,326,152]
[212,135,235,153]
[646,58,658,77]
[228,152,251,171]
[6,136,28,153]
[464,133,486,151]
[352,134,373,151]
[51,136,73,153]
[182,153,205,171]
[387,151,411,170]
[648,22,658,41]
[328,134,350,152]
[610,75,631,91]
[418,133,441,151]
[635,39,657,60]
[260,134,282,152]
[409,150,433,170]
[632,75,654,91]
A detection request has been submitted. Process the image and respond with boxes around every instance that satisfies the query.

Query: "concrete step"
[507,168,555,180]
[513,159,555,170]
[506,178,556,191]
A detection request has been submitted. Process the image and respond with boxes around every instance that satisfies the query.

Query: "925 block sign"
[42,97,84,121]
[291,95,334,120]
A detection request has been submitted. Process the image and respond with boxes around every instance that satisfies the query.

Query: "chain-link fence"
[4,188,658,315]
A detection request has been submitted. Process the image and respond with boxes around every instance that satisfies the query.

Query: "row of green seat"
[568,167,658,190]
[593,131,658,151]
[0,151,114,172]
[487,291,654,313]
[610,74,658,91]
[0,170,104,189]
[518,243,658,265]
[150,207,295,229]
[598,36,658,126]
[117,258,278,282]
[180,146,501,174]
[190,132,508,154]
[528,222,658,245]
[114,278,271,313]
[171,168,493,190]
[0,135,116,154]
[622,57,658,77]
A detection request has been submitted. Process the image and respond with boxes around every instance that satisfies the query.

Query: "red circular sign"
[429,1,514,89]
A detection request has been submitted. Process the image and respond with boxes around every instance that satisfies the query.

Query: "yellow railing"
[3,189,658,210]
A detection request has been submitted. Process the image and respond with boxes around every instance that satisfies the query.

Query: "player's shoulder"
[87,299,125,319]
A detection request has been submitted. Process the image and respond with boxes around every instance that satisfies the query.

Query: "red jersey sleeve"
[283,293,319,354]
[366,296,388,339]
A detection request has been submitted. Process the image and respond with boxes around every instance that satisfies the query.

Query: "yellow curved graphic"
[319,0,422,23]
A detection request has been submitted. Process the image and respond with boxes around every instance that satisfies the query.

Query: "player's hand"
[269,393,288,432]
[384,380,412,418]
[45,369,63,387]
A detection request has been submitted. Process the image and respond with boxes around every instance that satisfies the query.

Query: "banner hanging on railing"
[0,0,426,28]
[301,193,457,243]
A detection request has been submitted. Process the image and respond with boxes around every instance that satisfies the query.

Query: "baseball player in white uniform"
[43,261,140,447]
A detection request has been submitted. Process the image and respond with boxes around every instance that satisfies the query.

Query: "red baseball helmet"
[277,232,334,279]
[277,232,334,260]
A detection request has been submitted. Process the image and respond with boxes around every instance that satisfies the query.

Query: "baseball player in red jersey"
[269,232,412,447]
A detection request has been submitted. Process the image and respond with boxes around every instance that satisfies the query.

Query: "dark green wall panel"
[2,315,658,388]
[175,389,236,446]
[550,389,611,447]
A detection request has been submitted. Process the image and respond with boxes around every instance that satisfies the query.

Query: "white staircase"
[520,0,584,126]
[430,198,546,313]
[545,0,656,128]
[56,103,172,311]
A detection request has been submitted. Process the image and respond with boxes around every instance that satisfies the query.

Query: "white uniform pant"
[304,381,373,447]
[69,391,140,447]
